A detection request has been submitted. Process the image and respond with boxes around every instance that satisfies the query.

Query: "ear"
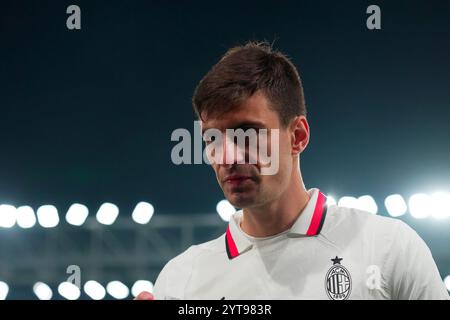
[290,116,310,155]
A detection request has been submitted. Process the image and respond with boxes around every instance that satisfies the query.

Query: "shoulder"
[170,233,227,267]
[322,204,405,238]
[321,205,429,269]
[319,204,416,256]
[153,233,226,299]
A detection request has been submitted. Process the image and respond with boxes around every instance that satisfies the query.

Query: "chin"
[226,193,257,209]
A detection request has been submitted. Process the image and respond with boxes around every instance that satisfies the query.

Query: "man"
[137,42,449,300]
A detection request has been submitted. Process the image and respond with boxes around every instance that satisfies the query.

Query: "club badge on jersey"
[325,256,352,300]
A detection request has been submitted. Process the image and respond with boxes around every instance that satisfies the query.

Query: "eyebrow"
[201,121,266,135]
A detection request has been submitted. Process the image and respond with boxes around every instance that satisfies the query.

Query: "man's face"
[201,91,299,209]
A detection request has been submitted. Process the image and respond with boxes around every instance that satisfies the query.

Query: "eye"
[241,126,257,132]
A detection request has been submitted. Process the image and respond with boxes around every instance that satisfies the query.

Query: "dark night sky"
[1,0,449,216]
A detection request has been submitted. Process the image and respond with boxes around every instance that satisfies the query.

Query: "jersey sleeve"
[153,246,197,300]
[387,220,449,300]
[152,259,171,300]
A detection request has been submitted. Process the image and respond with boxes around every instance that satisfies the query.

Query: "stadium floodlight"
[337,196,358,209]
[16,206,37,228]
[216,200,236,222]
[106,281,129,299]
[384,194,407,217]
[84,280,106,300]
[131,202,154,225]
[65,203,89,226]
[0,282,9,300]
[408,193,431,219]
[33,282,53,300]
[58,282,80,300]
[357,195,378,214]
[131,280,154,297]
[430,192,450,220]
[325,195,337,206]
[0,205,16,228]
[96,203,119,225]
[36,205,60,228]
[444,275,450,292]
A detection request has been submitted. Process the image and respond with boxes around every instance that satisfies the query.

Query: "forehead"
[200,91,280,131]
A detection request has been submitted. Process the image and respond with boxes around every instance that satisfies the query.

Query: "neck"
[240,170,310,237]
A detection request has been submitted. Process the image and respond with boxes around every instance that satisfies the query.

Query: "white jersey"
[153,188,449,300]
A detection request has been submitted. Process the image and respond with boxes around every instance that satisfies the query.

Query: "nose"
[221,133,246,165]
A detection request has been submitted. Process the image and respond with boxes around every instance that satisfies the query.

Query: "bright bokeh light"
[430,192,450,220]
[58,282,80,300]
[84,280,106,300]
[384,194,407,217]
[0,282,9,300]
[36,205,60,228]
[96,203,119,225]
[106,281,129,299]
[216,200,236,222]
[131,280,154,297]
[409,193,432,219]
[33,282,53,300]
[326,195,337,206]
[65,203,89,226]
[444,276,450,292]
[357,195,378,214]
[16,206,37,228]
[0,205,17,228]
[131,202,154,224]
[337,196,358,209]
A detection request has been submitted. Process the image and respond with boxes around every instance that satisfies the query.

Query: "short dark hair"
[192,41,306,127]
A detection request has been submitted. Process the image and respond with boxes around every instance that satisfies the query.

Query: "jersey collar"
[225,188,328,260]
[288,188,328,236]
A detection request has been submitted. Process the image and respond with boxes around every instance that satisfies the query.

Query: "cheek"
[280,132,293,153]
[274,148,294,185]
[267,130,289,153]
[211,164,220,180]
[261,160,291,188]
[269,135,292,166]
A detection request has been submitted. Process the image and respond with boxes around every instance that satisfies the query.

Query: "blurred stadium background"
[0,0,449,299]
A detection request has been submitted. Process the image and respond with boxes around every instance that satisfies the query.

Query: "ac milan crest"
[325,256,352,300]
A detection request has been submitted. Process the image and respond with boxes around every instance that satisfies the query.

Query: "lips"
[223,175,252,186]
